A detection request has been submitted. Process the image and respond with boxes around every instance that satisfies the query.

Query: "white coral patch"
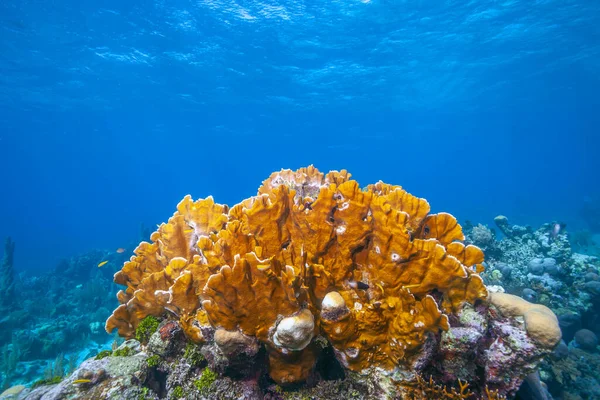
[154,289,170,301]
[322,291,345,311]
[273,309,315,351]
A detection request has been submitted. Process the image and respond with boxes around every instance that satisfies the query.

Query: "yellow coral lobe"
[194,309,211,326]
[180,313,205,344]
[164,257,188,279]
[202,253,300,342]
[106,166,488,383]
[421,212,465,245]
[168,271,199,316]
[367,182,430,233]
[446,242,485,267]
[105,304,135,337]
[116,290,130,304]
[176,195,228,235]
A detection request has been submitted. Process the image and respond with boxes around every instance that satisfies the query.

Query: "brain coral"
[106,166,488,383]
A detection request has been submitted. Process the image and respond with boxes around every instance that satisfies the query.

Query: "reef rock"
[17,343,147,399]
[17,299,561,400]
[574,329,599,351]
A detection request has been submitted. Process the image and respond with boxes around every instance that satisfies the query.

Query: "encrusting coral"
[106,166,489,384]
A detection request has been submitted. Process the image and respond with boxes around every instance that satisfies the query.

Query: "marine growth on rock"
[106,166,489,384]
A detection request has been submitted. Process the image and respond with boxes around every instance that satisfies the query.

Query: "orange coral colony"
[106,166,488,384]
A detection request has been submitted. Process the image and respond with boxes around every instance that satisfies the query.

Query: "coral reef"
[106,167,490,386]
[0,248,124,391]
[474,217,595,325]
[6,168,577,399]
[25,166,543,399]
[14,297,556,400]
[468,224,502,259]
[541,346,600,399]
[465,215,600,400]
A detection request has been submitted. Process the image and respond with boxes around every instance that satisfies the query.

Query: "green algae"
[137,387,151,400]
[147,354,160,367]
[171,385,184,399]
[193,367,217,393]
[183,342,204,367]
[31,376,62,388]
[113,346,133,357]
[94,350,112,360]
[135,316,160,344]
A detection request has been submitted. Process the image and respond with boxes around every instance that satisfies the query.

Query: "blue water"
[1,0,599,272]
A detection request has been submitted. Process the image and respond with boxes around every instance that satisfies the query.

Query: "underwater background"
[1,0,600,399]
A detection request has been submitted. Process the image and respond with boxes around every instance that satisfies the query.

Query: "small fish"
[72,379,91,384]
[184,229,194,234]
[423,225,430,236]
[550,223,566,240]
[348,280,370,290]
[76,284,83,289]
[98,261,108,267]
[116,248,125,254]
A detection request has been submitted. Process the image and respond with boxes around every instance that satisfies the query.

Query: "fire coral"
[106,166,488,384]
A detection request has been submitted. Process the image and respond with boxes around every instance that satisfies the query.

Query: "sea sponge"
[106,166,488,383]
[488,292,561,349]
